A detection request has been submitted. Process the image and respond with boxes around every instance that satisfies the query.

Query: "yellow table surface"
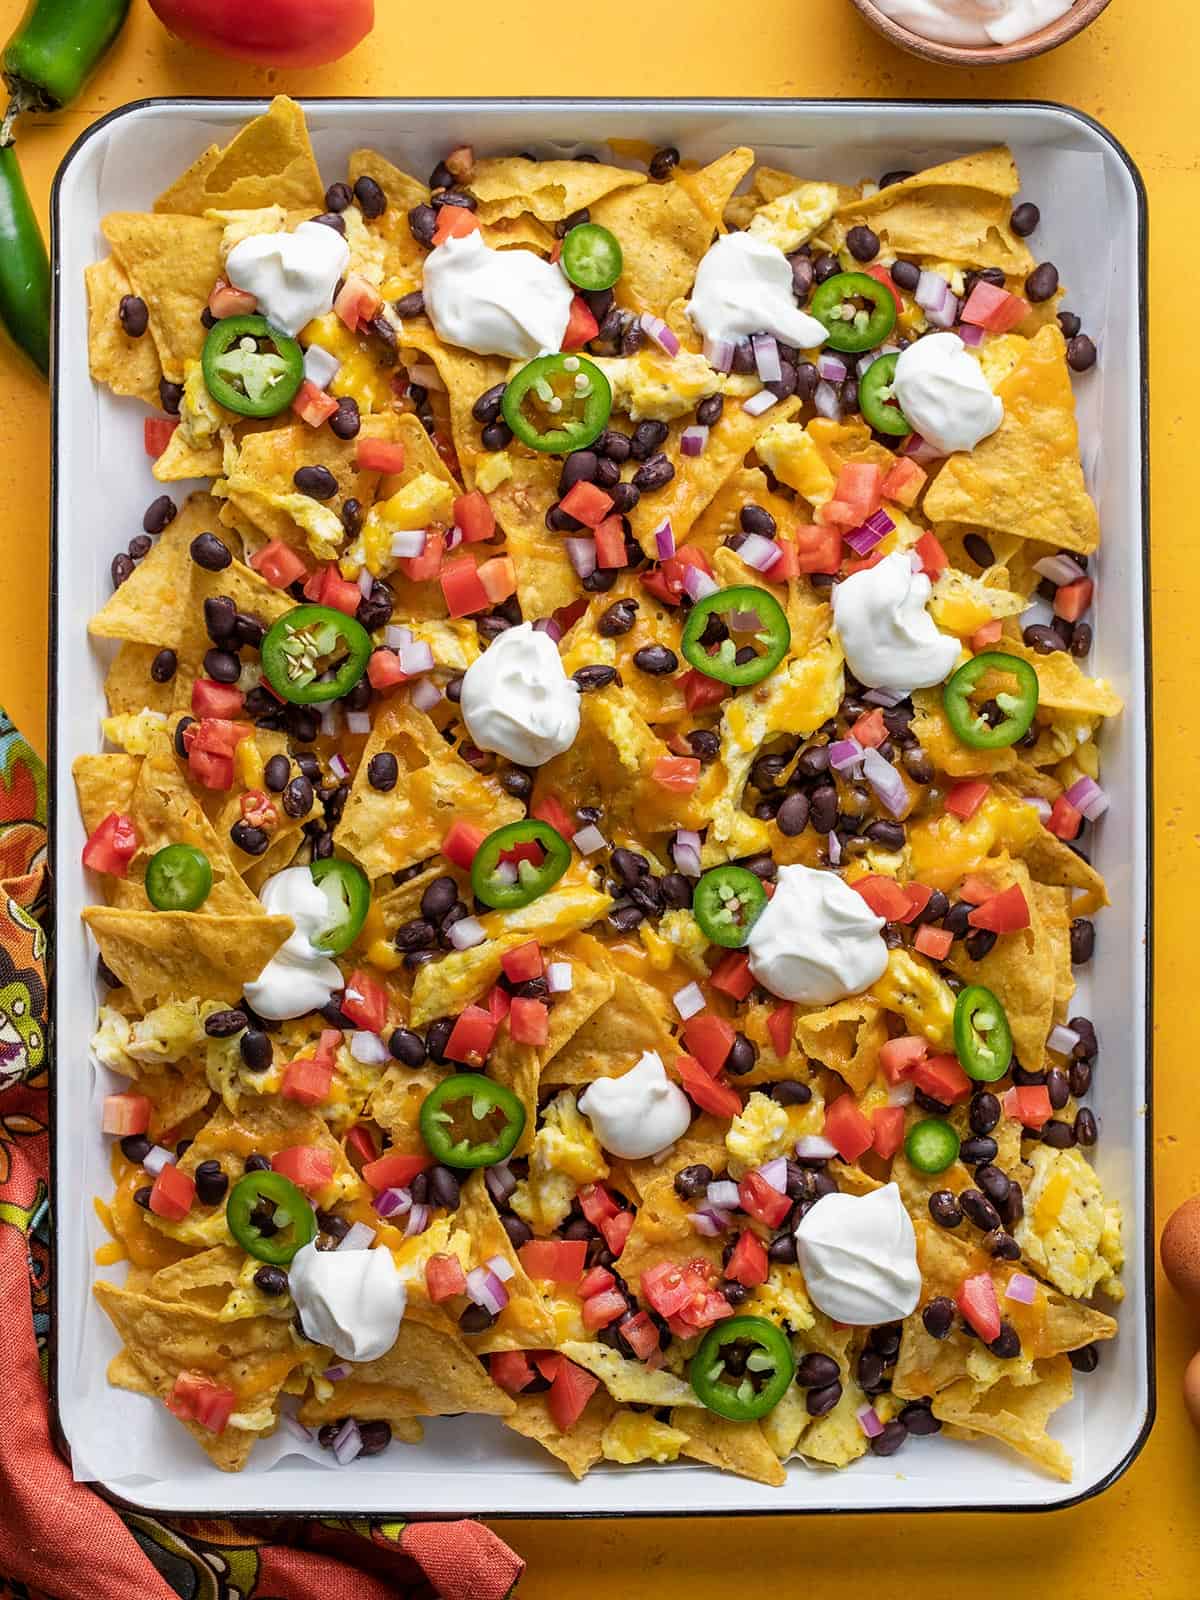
[3,0,1198,1591]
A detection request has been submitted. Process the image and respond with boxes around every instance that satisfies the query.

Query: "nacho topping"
[832,550,960,693]
[893,331,1004,455]
[225,220,349,336]
[422,228,574,359]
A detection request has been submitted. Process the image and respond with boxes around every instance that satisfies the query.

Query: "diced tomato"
[280,1055,334,1107]
[842,551,886,578]
[559,481,614,529]
[726,1230,770,1288]
[432,205,481,246]
[444,1003,499,1067]
[292,379,340,428]
[579,1182,620,1226]
[167,1372,236,1435]
[618,1310,661,1362]
[340,971,389,1033]
[770,538,800,581]
[872,1105,907,1160]
[271,1145,335,1194]
[738,1170,792,1229]
[366,648,405,690]
[824,1094,875,1163]
[344,1124,378,1168]
[240,789,278,830]
[1054,577,1093,622]
[879,457,927,507]
[356,436,407,474]
[102,1092,151,1137]
[82,812,138,877]
[850,708,888,749]
[518,1239,588,1283]
[307,564,363,617]
[486,984,510,1023]
[398,528,444,583]
[652,756,699,794]
[815,499,860,530]
[681,668,728,712]
[914,530,949,579]
[880,1035,929,1085]
[914,924,954,961]
[945,780,990,821]
[957,874,994,905]
[426,1252,468,1304]
[442,819,486,870]
[582,1288,628,1331]
[641,1261,699,1320]
[968,883,1030,934]
[863,262,904,312]
[971,619,1003,651]
[361,1150,433,1192]
[898,882,934,924]
[149,1162,195,1221]
[960,280,1030,334]
[1046,794,1083,841]
[314,1029,342,1070]
[834,462,884,521]
[191,679,244,720]
[593,516,628,569]
[599,1209,634,1258]
[710,950,755,1001]
[1005,1084,1053,1129]
[530,793,572,839]
[851,874,911,921]
[250,539,308,589]
[509,996,549,1047]
[500,941,543,984]
[766,1003,794,1059]
[793,523,845,574]
[490,1350,536,1393]
[187,749,234,790]
[191,717,253,756]
[676,1053,742,1119]
[912,1053,971,1105]
[533,1352,563,1383]
[548,1358,599,1431]
[452,489,495,543]
[682,1014,734,1076]
[579,1266,617,1299]
[334,273,383,331]
[144,416,178,457]
[554,595,588,634]
[478,555,517,605]
[439,555,490,618]
[208,278,257,318]
[956,1271,1002,1343]
[562,295,600,351]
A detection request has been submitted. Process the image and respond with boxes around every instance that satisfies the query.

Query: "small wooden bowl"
[847,0,1112,65]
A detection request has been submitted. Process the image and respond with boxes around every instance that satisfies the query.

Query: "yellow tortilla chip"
[933,1357,1075,1479]
[86,256,163,405]
[543,966,676,1086]
[559,1341,695,1407]
[794,998,888,1097]
[398,320,507,491]
[82,907,292,1009]
[504,1391,615,1479]
[151,424,225,483]
[947,859,1054,1068]
[469,157,646,224]
[487,452,577,617]
[89,493,223,647]
[298,1316,515,1424]
[155,97,324,215]
[481,214,558,255]
[455,1172,556,1354]
[994,634,1123,718]
[102,212,224,382]
[74,753,141,836]
[104,644,178,717]
[669,1407,787,1487]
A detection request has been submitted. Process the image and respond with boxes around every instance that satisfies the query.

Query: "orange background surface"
[2,0,1198,1592]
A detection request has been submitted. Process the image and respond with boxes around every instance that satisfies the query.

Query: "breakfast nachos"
[80,97,1122,1482]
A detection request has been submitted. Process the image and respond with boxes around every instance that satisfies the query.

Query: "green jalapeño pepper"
[943,651,1039,750]
[419,1072,527,1169]
[560,223,623,292]
[470,820,571,911]
[145,844,213,911]
[858,352,909,436]
[810,270,898,354]
[501,352,612,453]
[226,1171,317,1265]
[310,858,371,954]
[680,584,791,688]
[690,1315,795,1422]
[261,604,372,705]
[905,1117,961,1175]
[202,314,305,418]
[954,984,1014,1082]
[0,129,49,374]
[693,865,768,949]
[4,0,132,112]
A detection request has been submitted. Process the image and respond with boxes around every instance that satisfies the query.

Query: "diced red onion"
[728,607,762,631]
[863,686,905,708]
[487,1252,516,1283]
[655,519,676,560]
[374,1185,413,1219]
[1048,1024,1081,1056]
[915,269,950,312]
[1023,795,1052,822]
[565,536,597,579]
[410,678,441,713]
[385,624,413,650]
[672,828,703,879]
[465,1265,510,1315]
[142,1144,175,1176]
[494,860,519,887]
[445,526,463,552]
[856,1404,884,1439]
[304,344,341,390]
[817,352,848,383]
[1005,1272,1038,1306]
[887,1080,915,1106]
[757,1157,788,1194]
[864,508,895,538]
[572,824,607,856]
[863,747,909,819]
[742,389,779,418]
[902,433,944,464]
[319,703,342,738]
[845,522,886,558]
[680,426,709,457]
[349,1030,388,1065]
[703,335,736,373]
[546,961,573,993]
[532,617,563,643]
[357,566,375,598]
[449,916,486,951]
[856,351,883,376]
[706,1179,741,1211]
[688,1207,730,1237]
[1034,554,1086,586]
[926,293,960,330]
[407,361,445,392]
[1065,775,1109,821]
[827,830,843,866]
[337,1221,377,1252]
[828,738,865,775]
[738,532,781,572]
[397,640,435,677]
[332,1417,363,1464]
[673,981,706,1020]
[752,333,782,384]
[390,529,426,559]
[640,313,680,357]
[796,1134,839,1159]
[324,1363,350,1381]
[958,322,985,348]
[486,1163,518,1206]
[682,564,720,603]
[346,710,372,735]
[404,1203,431,1237]
[280,1411,314,1443]
[329,752,350,781]
[813,379,841,420]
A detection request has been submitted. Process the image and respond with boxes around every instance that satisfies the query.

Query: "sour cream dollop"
[872,0,1074,47]
[243,867,342,1021]
[225,221,351,336]
[747,864,888,1005]
[794,1184,921,1325]
[578,1050,693,1159]
[687,231,829,353]
[832,550,960,694]
[892,332,1003,456]
[460,622,580,767]
[421,230,574,359]
[289,1241,407,1363]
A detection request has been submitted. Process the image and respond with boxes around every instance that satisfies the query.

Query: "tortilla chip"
[794,999,888,1096]
[74,753,141,836]
[367,1064,448,1149]
[82,907,292,1009]
[933,1356,1074,1479]
[454,1172,557,1354]
[86,257,163,405]
[486,452,577,616]
[90,493,224,646]
[102,213,224,382]
[155,97,324,215]
[148,1243,279,1318]
[481,214,558,255]
[669,1406,787,1487]
[559,1341,695,1407]
[1013,816,1110,915]
[947,859,1054,1068]
[223,417,395,550]
[469,157,646,225]
[103,645,177,717]
[543,966,677,1086]
[504,1390,614,1479]
[398,320,507,491]
[298,1316,515,1424]
[994,635,1123,719]
[540,934,617,1067]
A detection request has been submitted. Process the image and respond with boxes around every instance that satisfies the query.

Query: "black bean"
[1042,1118,1077,1149]
[203,595,238,645]
[205,1008,248,1038]
[840,377,859,413]
[794,745,830,780]
[846,224,880,262]
[960,1136,999,1167]
[659,871,692,910]
[740,504,776,538]
[395,918,436,953]
[813,252,840,284]
[965,928,998,961]
[597,428,632,463]
[1068,621,1092,659]
[140,496,177,541]
[279,774,312,820]
[110,551,135,588]
[554,206,590,240]
[360,751,397,793]
[776,793,810,837]
[696,394,724,428]
[429,1166,461,1210]
[870,1420,908,1457]
[356,1419,392,1457]
[581,288,615,325]
[767,1233,797,1265]
[903,746,935,785]
[501,1213,533,1251]
[1046,1066,1071,1111]
[594,457,621,491]
[725,1033,756,1077]
[408,203,437,247]
[294,464,339,501]
[1067,334,1097,372]
[928,1190,963,1229]
[1010,202,1040,237]
[922,1296,955,1339]
[459,1303,497,1334]
[741,851,777,883]
[558,450,599,495]
[159,377,183,415]
[674,1163,713,1200]
[963,532,995,568]
[327,395,360,440]
[900,1401,941,1436]
[1057,310,1082,340]
[687,729,720,764]
[190,532,231,571]
[1068,1059,1093,1100]
[244,1153,272,1174]
[200,307,216,329]
[202,647,241,684]
[425,1016,454,1063]
[573,664,618,694]
[863,818,906,852]
[772,1081,812,1107]
[480,419,512,451]
[133,1186,154,1210]
[311,211,346,234]
[353,174,386,218]
[630,420,669,461]
[796,1352,840,1389]
[195,1159,228,1206]
[649,146,679,180]
[1069,1016,1098,1059]
[632,453,674,493]
[1012,1064,1047,1087]
[231,820,269,856]
[119,1134,152,1165]
[857,1349,885,1392]
[607,903,644,934]
[987,1228,1022,1261]
[915,1089,950,1115]
[790,254,815,298]
[321,181,352,213]
[632,643,677,676]
[809,783,838,834]
[119,293,149,337]
[607,850,646,888]
[608,482,640,516]
[806,1381,843,1417]
[1025,262,1059,302]
[1074,1106,1098,1147]
[143,645,177,686]
[989,1322,1022,1360]
[240,1029,272,1072]
[1069,1342,1100,1374]
[960,1189,1001,1232]
[890,260,921,292]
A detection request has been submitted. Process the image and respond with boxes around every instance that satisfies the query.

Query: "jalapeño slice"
[501,353,612,453]
[560,223,623,292]
[943,651,1039,751]
[680,584,791,688]
[810,270,898,354]
[226,1170,317,1265]
[145,843,213,911]
[694,865,768,949]
[310,857,371,954]
[953,984,1014,1082]
[905,1117,961,1175]
[858,352,909,436]
[202,314,305,417]
[690,1315,796,1422]
[470,819,572,910]
[261,603,372,705]
[419,1072,526,1169]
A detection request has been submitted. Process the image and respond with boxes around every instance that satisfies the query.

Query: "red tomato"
[500,941,543,984]
[1004,1084,1053,1129]
[478,555,517,605]
[356,436,406,474]
[398,528,444,583]
[863,263,904,312]
[913,924,954,961]
[1046,794,1083,841]
[793,523,844,574]
[315,1029,342,1069]
[582,1289,628,1331]
[682,668,729,712]
[561,296,600,351]
[432,206,481,246]
[879,457,926,507]
[453,489,495,543]
[945,779,990,821]
[767,1003,794,1059]
[559,481,614,529]
[879,1035,929,1085]
[533,1352,563,1383]
[967,884,1030,934]
[738,1170,792,1228]
[340,971,388,1033]
[872,1105,907,1160]
[208,278,257,318]
[344,1124,377,1168]
[676,1053,742,1119]
[82,813,138,877]
[444,1004,499,1067]
[640,1261,698,1320]
[850,708,888,749]
[912,1053,971,1105]
[957,873,995,904]
[824,1094,875,1163]
[101,1093,151,1137]
[548,1359,599,1431]
[618,1310,661,1362]
[361,1150,433,1192]
[167,1371,236,1434]
[144,417,178,457]
[899,882,934,924]
[726,1230,770,1288]
[440,555,490,618]
[489,1351,536,1394]
[280,1055,333,1107]
[914,530,949,580]
[187,749,234,790]
[334,273,384,331]
[366,648,405,690]
[850,874,911,921]
[292,379,340,428]
[593,517,628,569]
[191,679,244,720]
[250,539,307,589]
[191,717,252,756]
[149,1163,195,1221]
[972,619,1003,650]
[709,950,755,1001]
[271,1145,335,1194]
[578,1182,619,1226]
[426,1252,468,1304]
[834,462,883,520]
[681,1015,734,1076]
[1054,577,1093,622]
[956,1271,1002,1343]
[959,280,1030,334]
[579,1267,617,1299]
[518,1239,588,1283]
[309,565,362,618]
[509,996,549,1046]
[815,498,859,530]
[530,793,572,839]
[652,755,700,793]
[442,819,486,869]
[769,538,800,581]
[148,0,374,66]
[486,984,510,1023]
[599,1209,634,1258]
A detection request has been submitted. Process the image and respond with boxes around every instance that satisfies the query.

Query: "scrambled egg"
[965,1346,1039,1390]
[511,1090,608,1231]
[597,350,717,422]
[748,181,840,253]
[240,486,344,562]
[210,204,288,257]
[929,568,1027,637]
[869,949,956,1051]
[92,1000,214,1072]
[361,472,457,574]
[1015,1145,1124,1301]
[301,311,395,414]
[179,358,235,448]
[726,1090,822,1176]
[101,708,169,754]
[474,451,513,493]
[602,1410,688,1464]
[754,420,836,506]
[642,908,709,975]
[749,1263,815,1336]
[408,618,481,672]
[222,1253,295,1321]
